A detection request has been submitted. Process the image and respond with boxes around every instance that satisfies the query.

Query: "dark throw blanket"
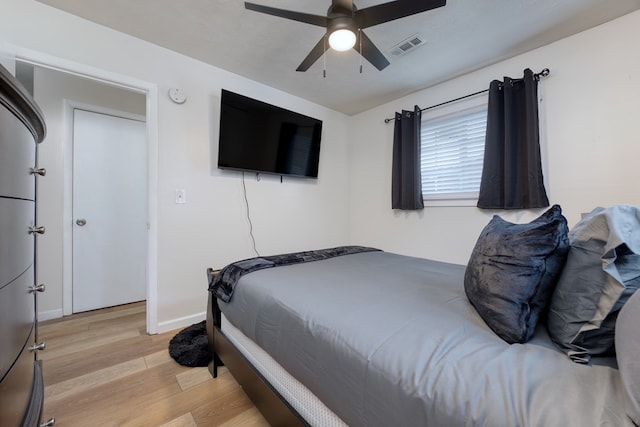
[209,246,380,302]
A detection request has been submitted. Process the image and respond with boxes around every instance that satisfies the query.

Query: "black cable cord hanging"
[241,172,260,257]
[384,68,550,123]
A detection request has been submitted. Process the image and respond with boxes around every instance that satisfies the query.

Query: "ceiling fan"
[244,0,446,72]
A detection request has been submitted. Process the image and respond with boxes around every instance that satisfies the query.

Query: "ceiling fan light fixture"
[328,29,356,51]
[244,0,447,71]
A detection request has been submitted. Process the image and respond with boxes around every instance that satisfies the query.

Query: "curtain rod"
[383,68,550,123]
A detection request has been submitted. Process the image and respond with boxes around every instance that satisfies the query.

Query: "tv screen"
[218,89,323,179]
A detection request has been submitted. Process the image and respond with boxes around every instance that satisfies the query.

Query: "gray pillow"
[464,205,569,344]
[547,205,640,363]
[615,288,640,425]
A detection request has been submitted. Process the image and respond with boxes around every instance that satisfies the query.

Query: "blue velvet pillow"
[464,205,569,344]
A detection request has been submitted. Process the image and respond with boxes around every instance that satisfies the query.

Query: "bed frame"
[206,289,309,426]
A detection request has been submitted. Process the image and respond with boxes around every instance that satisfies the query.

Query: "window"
[420,103,487,204]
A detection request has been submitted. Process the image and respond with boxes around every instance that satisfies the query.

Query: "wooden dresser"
[0,64,53,427]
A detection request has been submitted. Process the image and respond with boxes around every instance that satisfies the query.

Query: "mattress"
[219,251,631,427]
[221,313,347,426]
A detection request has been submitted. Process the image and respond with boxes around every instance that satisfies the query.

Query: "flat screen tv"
[218,89,323,179]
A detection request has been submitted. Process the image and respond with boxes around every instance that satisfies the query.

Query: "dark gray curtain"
[392,106,424,210]
[477,68,549,209]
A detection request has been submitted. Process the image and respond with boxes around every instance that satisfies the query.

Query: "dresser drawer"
[0,267,35,382]
[0,198,35,287]
[0,105,36,200]
[0,327,35,427]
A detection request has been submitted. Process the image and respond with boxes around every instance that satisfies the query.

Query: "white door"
[72,109,147,313]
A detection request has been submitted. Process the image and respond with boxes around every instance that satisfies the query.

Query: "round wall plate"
[168,88,187,104]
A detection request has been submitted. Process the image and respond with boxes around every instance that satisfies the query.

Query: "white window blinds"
[420,106,487,200]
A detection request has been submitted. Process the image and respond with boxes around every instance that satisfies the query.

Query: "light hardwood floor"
[39,302,269,427]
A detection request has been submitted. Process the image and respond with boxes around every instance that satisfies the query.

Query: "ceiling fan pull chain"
[323,35,327,78]
[359,28,363,74]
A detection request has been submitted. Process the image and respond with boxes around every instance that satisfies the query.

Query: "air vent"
[390,34,425,56]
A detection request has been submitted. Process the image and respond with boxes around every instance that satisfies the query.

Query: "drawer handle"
[29,226,46,235]
[30,167,47,177]
[30,283,46,293]
[40,418,56,427]
[29,342,46,352]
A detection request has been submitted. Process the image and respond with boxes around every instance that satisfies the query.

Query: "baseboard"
[38,309,63,322]
[38,308,204,334]
[157,311,206,334]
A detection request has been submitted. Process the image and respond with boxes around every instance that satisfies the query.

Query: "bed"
[206,207,640,427]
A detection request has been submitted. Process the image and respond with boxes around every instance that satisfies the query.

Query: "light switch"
[175,189,186,204]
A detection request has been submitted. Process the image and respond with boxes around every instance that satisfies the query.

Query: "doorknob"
[76,219,87,226]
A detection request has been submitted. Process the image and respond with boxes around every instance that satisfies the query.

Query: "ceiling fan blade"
[245,2,328,27]
[331,0,354,15]
[356,0,446,29]
[296,37,329,72]
[358,31,390,71]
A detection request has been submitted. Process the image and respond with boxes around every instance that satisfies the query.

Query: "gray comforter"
[219,251,630,427]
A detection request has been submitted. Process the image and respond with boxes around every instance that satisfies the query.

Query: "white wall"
[1,0,351,332]
[348,10,640,265]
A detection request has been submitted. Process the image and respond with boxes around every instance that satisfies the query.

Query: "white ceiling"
[36,0,640,115]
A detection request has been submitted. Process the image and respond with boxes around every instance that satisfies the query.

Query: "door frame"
[9,45,160,334]
[68,103,147,313]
